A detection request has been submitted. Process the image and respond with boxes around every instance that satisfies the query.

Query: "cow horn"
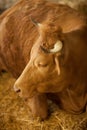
[37,23,43,27]
[49,41,63,53]
[30,16,42,27]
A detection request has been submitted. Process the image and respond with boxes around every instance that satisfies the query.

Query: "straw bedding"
[0,72,87,130]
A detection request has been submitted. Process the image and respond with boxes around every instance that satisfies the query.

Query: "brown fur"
[0,0,87,119]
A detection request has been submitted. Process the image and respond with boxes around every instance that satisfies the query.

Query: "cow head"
[14,20,87,99]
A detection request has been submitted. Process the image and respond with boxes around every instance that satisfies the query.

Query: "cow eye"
[38,62,48,67]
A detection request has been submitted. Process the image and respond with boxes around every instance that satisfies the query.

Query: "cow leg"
[27,93,48,120]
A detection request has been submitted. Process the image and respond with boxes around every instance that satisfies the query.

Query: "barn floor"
[0,72,87,130]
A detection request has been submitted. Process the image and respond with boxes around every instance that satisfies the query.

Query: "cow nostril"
[14,85,21,93]
[16,89,21,93]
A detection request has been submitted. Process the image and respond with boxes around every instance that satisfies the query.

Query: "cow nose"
[14,85,21,93]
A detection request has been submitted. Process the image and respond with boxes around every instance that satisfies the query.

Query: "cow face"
[14,22,84,99]
[14,23,64,98]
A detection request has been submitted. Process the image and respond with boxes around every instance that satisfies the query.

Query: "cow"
[0,0,87,120]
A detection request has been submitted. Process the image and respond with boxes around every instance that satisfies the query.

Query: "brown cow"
[0,0,87,119]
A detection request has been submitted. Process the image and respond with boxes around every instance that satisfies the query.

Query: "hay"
[0,72,87,130]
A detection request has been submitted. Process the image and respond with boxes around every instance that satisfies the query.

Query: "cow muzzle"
[14,84,37,99]
[14,85,24,98]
